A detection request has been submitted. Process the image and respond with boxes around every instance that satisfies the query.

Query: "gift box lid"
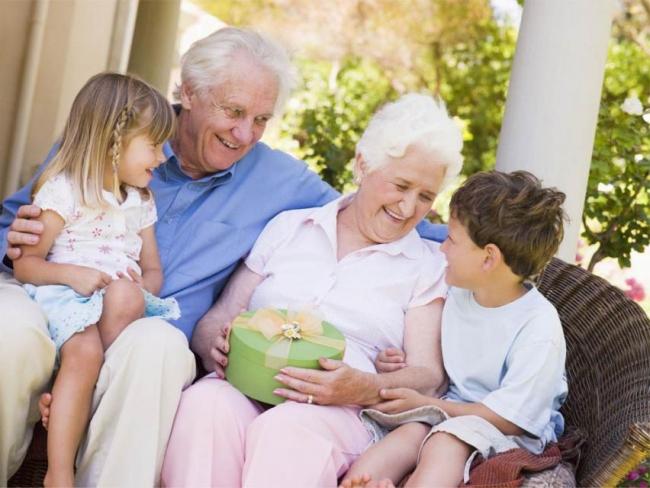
[230,309,345,369]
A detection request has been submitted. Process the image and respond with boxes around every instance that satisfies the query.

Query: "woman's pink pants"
[161,374,372,487]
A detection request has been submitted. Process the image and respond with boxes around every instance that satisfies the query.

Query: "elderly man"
[0,28,446,486]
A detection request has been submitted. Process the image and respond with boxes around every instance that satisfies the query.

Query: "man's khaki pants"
[0,273,196,486]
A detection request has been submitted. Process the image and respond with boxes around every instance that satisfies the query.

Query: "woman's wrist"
[359,371,384,405]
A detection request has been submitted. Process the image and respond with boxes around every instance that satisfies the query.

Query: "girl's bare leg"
[44,326,103,487]
[97,279,145,350]
[341,422,430,488]
[39,280,146,428]
[405,431,471,488]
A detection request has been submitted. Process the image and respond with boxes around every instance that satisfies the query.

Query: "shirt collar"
[308,193,424,260]
[158,140,236,188]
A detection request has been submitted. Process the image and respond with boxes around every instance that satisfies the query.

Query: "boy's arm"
[374,389,526,436]
[137,225,163,295]
[371,298,448,398]
[13,210,112,295]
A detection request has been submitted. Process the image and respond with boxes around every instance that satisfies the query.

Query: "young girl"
[13,72,180,487]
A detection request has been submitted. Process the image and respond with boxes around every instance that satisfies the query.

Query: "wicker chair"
[8,258,650,487]
[535,258,650,486]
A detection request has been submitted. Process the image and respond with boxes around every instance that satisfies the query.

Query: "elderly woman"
[161,93,463,487]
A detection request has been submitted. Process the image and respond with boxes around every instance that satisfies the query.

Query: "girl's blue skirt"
[24,284,181,353]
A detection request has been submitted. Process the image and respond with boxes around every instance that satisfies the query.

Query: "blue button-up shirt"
[1,141,448,340]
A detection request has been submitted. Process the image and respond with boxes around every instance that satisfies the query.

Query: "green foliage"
[278,58,396,191]
[437,21,517,175]
[277,18,517,190]
[582,40,650,271]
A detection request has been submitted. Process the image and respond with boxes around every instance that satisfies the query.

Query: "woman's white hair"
[174,27,296,114]
[355,93,463,189]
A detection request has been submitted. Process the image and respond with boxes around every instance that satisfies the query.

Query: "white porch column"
[496,0,615,262]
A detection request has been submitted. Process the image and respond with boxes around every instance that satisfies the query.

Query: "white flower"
[598,183,614,193]
[634,154,645,163]
[643,112,650,124]
[621,97,643,115]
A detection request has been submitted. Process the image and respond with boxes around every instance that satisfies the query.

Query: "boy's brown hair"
[449,170,567,280]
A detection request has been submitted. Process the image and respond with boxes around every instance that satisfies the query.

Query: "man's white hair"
[174,27,296,114]
[356,93,463,189]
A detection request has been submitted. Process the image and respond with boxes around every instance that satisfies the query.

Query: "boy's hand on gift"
[374,347,406,373]
[373,387,433,414]
[274,358,376,406]
[65,266,113,296]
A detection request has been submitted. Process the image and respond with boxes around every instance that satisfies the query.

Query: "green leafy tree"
[436,20,516,175]
[278,58,396,190]
[583,41,650,271]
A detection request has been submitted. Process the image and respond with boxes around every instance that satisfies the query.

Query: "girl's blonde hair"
[34,72,175,206]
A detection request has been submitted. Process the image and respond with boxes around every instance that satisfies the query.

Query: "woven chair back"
[537,258,650,486]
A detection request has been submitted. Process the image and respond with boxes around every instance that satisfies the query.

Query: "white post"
[496,0,615,262]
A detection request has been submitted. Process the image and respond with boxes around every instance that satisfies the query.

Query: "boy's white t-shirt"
[442,285,567,444]
[32,173,157,278]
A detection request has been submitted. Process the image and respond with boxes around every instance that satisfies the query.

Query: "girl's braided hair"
[34,72,175,206]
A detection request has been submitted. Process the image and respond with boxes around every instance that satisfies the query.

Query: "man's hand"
[373,387,434,414]
[6,204,43,260]
[374,347,406,373]
[273,358,378,406]
[203,319,231,378]
[116,267,144,287]
[65,266,113,296]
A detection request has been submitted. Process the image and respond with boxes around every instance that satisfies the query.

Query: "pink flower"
[628,469,641,481]
[639,480,649,488]
[624,277,646,302]
[99,245,112,255]
[92,228,103,238]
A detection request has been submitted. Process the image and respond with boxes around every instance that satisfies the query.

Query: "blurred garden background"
[183,0,649,315]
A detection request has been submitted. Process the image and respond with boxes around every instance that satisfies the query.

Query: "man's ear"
[482,243,502,272]
[179,83,194,110]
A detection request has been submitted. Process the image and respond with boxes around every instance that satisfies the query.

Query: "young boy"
[341,170,569,488]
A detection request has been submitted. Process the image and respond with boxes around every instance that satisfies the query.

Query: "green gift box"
[225,308,346,405]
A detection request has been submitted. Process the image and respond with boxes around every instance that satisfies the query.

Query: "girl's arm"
[13,210,112,295]
[137,225,163,295]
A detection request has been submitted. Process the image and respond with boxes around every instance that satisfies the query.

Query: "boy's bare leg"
[97,279,145,350]
[44,326,103,487]
[405,431,471,488]
[341,422,430,488]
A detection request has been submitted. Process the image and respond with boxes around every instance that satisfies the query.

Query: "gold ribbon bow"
[233,308,346,369]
